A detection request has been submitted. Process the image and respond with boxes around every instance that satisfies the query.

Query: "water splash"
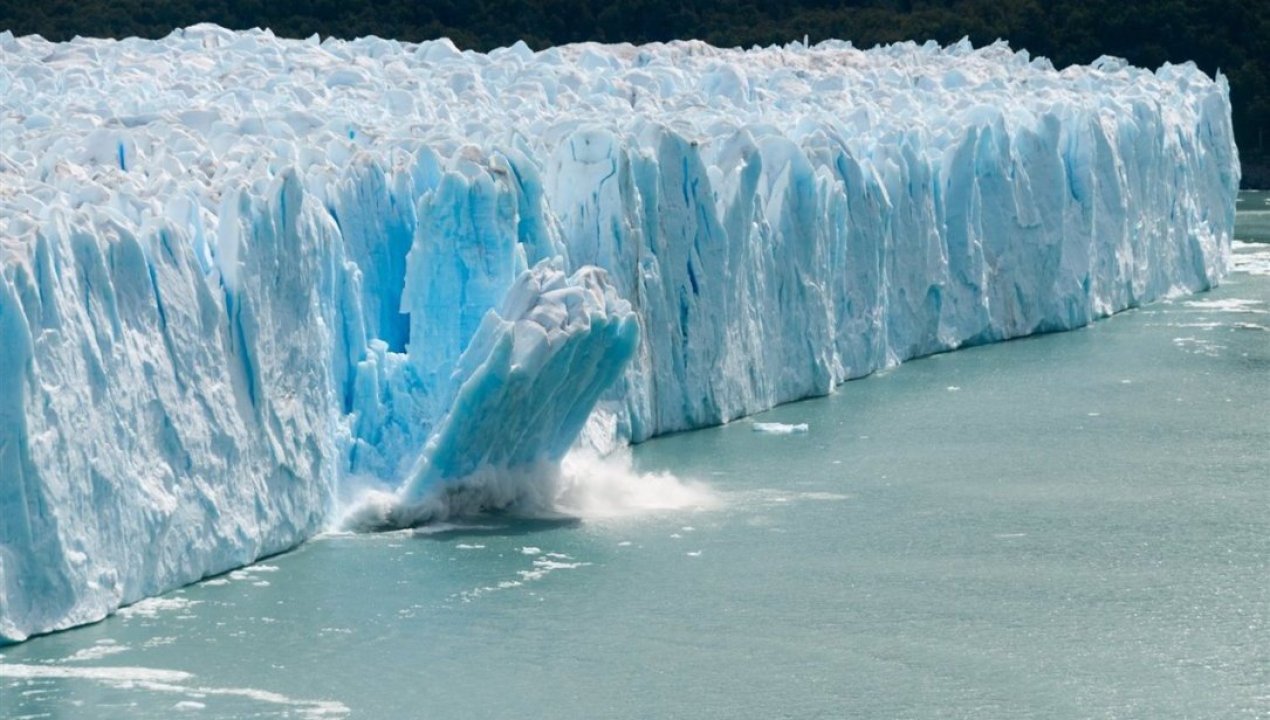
[338,448,718,531]
[547,449,720,520]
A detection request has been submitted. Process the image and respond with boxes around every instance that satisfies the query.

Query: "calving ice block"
[0,25,1239,641]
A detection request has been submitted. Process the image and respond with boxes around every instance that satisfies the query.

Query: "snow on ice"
[0,26,1239,640]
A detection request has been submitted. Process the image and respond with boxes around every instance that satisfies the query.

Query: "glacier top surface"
[0,25,1223,257]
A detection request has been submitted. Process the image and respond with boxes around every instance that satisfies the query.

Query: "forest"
[1,0,1266,187]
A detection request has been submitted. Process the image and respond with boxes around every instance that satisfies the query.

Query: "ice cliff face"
[0,25,1239,641]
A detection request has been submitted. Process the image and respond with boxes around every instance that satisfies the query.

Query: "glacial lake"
[3,195,1268,719]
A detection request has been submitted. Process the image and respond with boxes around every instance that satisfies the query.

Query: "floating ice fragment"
[118,597,203,620]
[752,422,810,435]
[63,640,129,663]
[1182,298,1265,312]
[0,663,193,683]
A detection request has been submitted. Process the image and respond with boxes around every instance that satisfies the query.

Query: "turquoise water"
[2,203,1268,719]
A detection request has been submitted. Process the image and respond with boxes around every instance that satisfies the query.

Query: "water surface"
[3,198,1267,719]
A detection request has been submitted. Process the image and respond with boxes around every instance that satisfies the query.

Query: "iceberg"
[0,25,1239,641]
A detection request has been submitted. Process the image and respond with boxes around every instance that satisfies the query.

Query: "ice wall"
[0,25,1239,641]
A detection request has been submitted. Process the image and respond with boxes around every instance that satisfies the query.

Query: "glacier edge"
[0,27,1240,641]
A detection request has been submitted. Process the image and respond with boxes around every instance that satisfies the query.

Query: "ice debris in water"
[0,26,1239,640]
[752,422,810,434]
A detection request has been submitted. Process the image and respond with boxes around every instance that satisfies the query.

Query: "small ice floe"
[519,546,541,555]
[518,558,589,582]
[751,422,809,435]
[0,664,193,683]
[228,564,280,583]
[1231,242,1270,276]
[946,385,961,391]
[118,597,203,620]
[457,552,591,602]
[1182,298,1265,313]
[0,662,349,717]
[63,639,128,662]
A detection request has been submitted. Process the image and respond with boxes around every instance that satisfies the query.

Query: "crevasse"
[0,25,1239,641]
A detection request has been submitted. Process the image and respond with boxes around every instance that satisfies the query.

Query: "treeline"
[2,0,1266,186]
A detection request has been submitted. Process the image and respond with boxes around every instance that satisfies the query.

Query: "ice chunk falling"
[343,261,638,530]
[0,25,1239,641]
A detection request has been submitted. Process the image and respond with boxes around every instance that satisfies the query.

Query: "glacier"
[0,25,1239,642]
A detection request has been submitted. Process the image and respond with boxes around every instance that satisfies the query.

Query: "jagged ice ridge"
[0,25,1239,641]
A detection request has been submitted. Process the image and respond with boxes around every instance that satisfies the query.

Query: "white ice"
[0,26,1239,641]
[752,422,810,434]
